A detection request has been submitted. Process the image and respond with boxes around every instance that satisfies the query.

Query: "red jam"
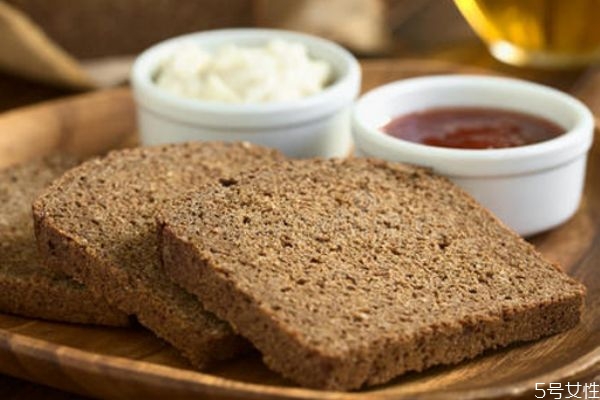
[381,107,564,149]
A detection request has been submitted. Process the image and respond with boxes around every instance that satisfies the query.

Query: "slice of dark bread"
[159,158,585,390]
[0,156,129,326]
[33,142,284,367]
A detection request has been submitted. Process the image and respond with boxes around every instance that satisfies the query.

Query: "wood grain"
[0,60,597,399]
[0,87,136,169]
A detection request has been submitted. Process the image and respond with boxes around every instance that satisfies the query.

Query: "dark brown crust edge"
[160,221,584,391]
[33,203,248,368]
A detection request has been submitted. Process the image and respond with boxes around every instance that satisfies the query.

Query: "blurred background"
[0,0,512,111]
[3,0,599,112]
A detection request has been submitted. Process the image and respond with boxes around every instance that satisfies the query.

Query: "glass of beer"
[454,0,600,68]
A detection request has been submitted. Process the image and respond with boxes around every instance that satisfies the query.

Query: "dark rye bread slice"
[33,142,284,367]
[159,158,586,390]
[0,156,128,326]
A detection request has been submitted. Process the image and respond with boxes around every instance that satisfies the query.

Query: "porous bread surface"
[0,156,128,326]
[160,158,585,390]
[33,142,283,367]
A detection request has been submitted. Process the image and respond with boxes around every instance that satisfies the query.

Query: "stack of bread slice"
[0,155,128,326]
[29,142,584,390]
[33,142,283,367]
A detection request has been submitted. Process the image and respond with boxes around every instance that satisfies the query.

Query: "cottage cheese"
[154,39,332,103]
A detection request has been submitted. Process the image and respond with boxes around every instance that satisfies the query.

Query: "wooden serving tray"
[0,60,599,399]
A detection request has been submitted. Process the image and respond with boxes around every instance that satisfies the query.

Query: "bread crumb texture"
[161,157,585,390]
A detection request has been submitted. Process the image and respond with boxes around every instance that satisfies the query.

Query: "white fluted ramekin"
[352,75,594,236]
[131,28,361,158]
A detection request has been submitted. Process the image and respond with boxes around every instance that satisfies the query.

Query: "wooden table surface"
[1,1,599,399]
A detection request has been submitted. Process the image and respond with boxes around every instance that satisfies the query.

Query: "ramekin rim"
[352,75,594,166]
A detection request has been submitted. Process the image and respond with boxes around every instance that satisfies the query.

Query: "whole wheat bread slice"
[33,142,284,367]
[159,158,585,390]
[0,156,129,326]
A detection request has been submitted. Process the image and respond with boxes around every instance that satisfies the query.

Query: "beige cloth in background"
[0,1,94,89]
[0,0,393,90]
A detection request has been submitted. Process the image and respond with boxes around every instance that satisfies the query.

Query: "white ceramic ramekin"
[131,29,361,158]
[352,75,594,236]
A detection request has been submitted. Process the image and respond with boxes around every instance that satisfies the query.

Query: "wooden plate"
[0,60,599,400]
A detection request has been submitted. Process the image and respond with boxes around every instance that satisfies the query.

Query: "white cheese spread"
[154,39,332,103]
